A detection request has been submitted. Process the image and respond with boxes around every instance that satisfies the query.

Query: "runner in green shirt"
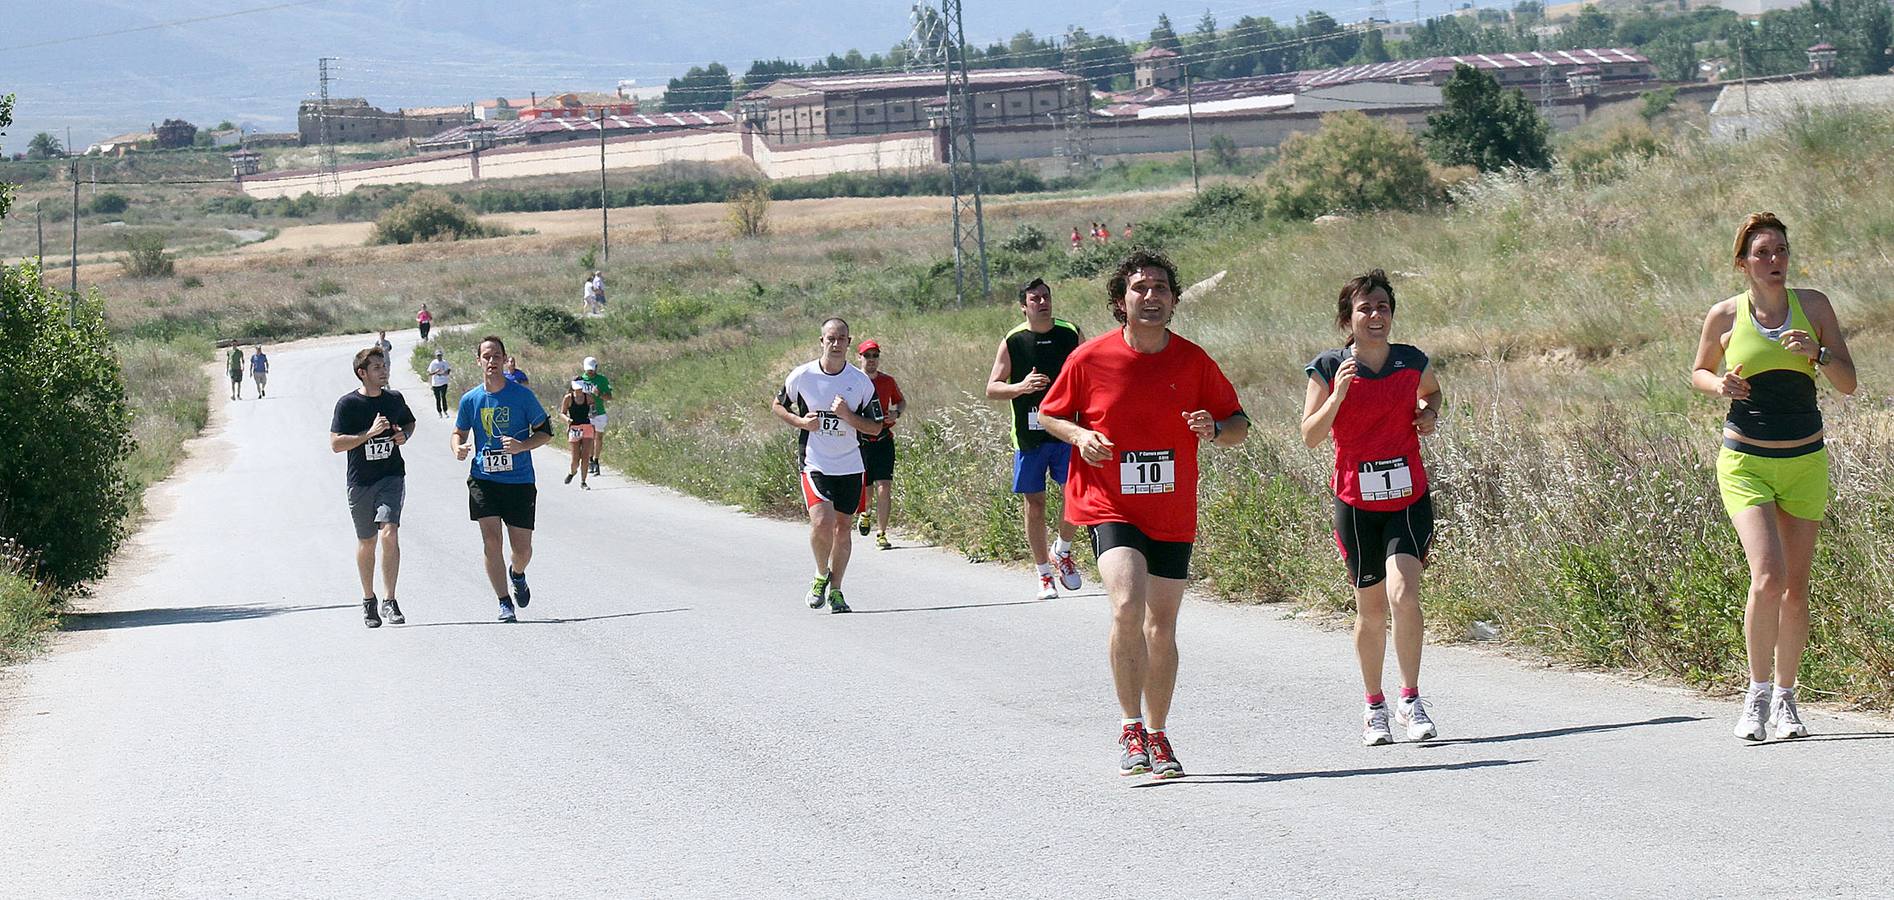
[580,356,614,476]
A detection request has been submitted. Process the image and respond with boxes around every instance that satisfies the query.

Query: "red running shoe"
[1146,730,1184,779]
[1119,722,1150,776]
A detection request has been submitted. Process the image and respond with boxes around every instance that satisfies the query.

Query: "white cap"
[571,379,588,391]
[583,356,598,371]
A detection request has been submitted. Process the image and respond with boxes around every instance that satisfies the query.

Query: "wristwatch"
[1816,346,1832,366]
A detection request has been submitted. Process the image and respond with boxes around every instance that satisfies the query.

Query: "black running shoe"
[564,473,575,484]
[509,569,531,608]
[381,598,405,625]
[363,597,381,629]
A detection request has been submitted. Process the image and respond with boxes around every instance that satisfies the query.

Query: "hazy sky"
[0,0,1425,150]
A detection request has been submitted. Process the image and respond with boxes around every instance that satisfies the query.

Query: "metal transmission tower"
[904,3,945,70]
[937,0,988,304]
[316,57,342,196]
[1056,31,1091,176]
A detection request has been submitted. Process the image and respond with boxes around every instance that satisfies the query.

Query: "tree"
[154,118,196,149]
[1149,14,1183,54]
[1183,9,1219,76]
[26,132,62,160]
[0,95,138,588]
[661,62,734,113]
[726,184,770,238]
[1557,6,1617,51]
[1263,111,1444,219]
[1424,64,1552,171]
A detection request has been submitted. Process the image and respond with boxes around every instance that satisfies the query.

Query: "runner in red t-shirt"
[1038,250,1249,780]
[1299,269,1443,747]
[855,339,906,550]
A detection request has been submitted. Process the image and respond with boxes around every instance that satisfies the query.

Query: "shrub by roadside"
[371,191,505,245]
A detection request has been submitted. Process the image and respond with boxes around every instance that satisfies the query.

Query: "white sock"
[1749,680,1773,696]
[1036,563,1053,576]
[1122,716,1143,727]
[1775,684,1796,697]
[1053,538,1072,555]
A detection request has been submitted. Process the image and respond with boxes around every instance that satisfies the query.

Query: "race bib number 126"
[480,448,515,474]
[1120,450,1176,495]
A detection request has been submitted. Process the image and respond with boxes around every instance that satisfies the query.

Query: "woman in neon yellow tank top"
[1690,213,1857,743]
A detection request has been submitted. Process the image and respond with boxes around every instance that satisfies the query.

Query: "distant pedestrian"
[417,304,433,341]
[426,349,453,417]
[1124,222,1134,240]
[330,345,416,629]
[582,277,599,317]
[250,345,270,399]
[1100,223,1112,243]
[560,378,595,490]
[503,356,529,387]
[579,356,613,476]
[376,330,394,359]
[589,271,606,312]
[227,345,244,400]
[1070,226,1083,252]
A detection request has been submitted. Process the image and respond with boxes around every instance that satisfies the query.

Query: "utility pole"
[598,108,610,264]
[35,201,44,268]
[1184,70,1200,194]
[69,159,79,325]
[1058,31,1091,176]
[1739,25,1751,138]
[317,57,341,196]
[939,0,988,304]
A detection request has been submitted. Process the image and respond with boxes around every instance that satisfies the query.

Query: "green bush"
[1639,86,1679,123]
[1263,111,1444,219]
[497,303,585,345]
[89,192,130,215]
[371,191,494,244]
[120,232,175,278]
[1561,121,1666,182]
[0,263,137,587]
[997,223,1048,254]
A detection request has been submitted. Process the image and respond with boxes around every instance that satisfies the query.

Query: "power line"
[0,0,326,52]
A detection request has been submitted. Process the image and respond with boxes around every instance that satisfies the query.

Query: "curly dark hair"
[1104,250,1181,325]
[1335,269,1395,346]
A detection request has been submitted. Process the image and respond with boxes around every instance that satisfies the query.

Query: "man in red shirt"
[855,339,906,550]
[1039,250,1249,780]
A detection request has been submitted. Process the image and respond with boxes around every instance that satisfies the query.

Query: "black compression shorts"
[1089,522,1193,580]
[468,477,537,530]
[1333,493,1433,589]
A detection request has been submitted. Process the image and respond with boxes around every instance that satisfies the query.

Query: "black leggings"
[418,322,431,340]
[432,384,449,415]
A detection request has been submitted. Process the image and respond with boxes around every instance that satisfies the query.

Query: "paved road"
[3,332,1891,899]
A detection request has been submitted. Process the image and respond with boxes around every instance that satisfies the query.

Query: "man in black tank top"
[985,278,1086,601]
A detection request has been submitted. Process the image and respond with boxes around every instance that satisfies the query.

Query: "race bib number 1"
[480,448,515,474]
[1358,456,1414,502]
[364,438,394,462]
[1119,450,1176,495]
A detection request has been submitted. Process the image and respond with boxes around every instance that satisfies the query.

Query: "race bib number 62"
[1119,450,1176,495]
[816,411,844,434]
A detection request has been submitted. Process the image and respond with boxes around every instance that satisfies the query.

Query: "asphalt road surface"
[3,331,1892,899]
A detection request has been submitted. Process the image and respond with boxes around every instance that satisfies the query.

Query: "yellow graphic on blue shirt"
[480,405,511,444]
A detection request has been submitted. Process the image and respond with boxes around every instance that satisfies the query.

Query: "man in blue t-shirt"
[454,335,552,622]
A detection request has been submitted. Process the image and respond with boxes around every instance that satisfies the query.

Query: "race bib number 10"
[1358,456,1414,502]
[1119,450,1176,495]
[480,448,515,474]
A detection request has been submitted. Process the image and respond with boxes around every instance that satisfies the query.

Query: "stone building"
[297,99,470,145]
[737,68,1079,145]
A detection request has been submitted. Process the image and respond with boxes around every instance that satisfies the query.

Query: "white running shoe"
[1362,704,1393,746]
[1396,697,1438,741]
[1771,687,1809,740]
[1055,550,1083,592]
[1734,687,1771,741]
[1036,574,1058,601]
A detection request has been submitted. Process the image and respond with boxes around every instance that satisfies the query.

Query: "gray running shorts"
[347,475,405,540]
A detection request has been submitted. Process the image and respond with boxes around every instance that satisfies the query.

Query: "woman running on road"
[1690,213,1856,741]
[560,379,596,489]
[416,304,433,341]
[1300,269,1443,746]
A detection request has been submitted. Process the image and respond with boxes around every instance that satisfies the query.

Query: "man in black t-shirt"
[330,346,418,628]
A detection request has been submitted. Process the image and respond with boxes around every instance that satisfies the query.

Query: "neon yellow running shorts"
[1716,444,1828,522]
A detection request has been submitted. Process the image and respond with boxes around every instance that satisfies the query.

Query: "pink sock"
[1365,692,1386,706]
[1400,686,1420,701]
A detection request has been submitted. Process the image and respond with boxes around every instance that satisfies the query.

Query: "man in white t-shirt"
[426,349,453,418]
[770,317,883,614]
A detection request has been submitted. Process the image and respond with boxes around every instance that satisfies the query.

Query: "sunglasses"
[861,352,880,358]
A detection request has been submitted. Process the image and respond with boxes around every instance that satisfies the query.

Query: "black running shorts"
[801,470,866,515]
[468,477,537,530]
[860,436,895,483]
[1089,522,1193,580]
[1332,493,1434,589]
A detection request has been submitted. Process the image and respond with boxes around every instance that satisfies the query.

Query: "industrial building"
[737,68,1078,145]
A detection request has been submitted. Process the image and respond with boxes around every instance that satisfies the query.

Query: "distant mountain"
[1,0,1355,151]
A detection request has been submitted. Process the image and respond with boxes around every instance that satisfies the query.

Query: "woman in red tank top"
[1299,270,1443,747]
